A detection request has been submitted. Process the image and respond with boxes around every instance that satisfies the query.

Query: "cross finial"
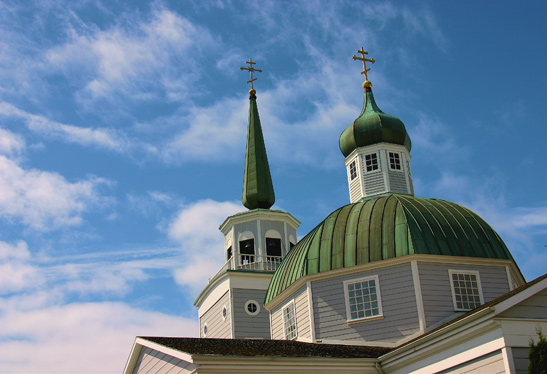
[352,47,375,88]
[240,58,263,96]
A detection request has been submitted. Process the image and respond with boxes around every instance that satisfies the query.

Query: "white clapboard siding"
[511,347,531,374]
[200,290,231,338]
[437,350,505,374]
[388,170,408,194]
[232,288,271,339]
[133,347,198,374]
[499,288,547,319]
[418,262,510,329]
[312,263,420,343]
[270,286,310,340]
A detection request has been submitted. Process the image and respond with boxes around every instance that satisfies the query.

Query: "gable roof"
[139,337,391,359]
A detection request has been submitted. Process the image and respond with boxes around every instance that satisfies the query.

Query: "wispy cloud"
[0,154,111,231]
[0,102,126,151]
[0,127,25,156]
[45,5,216,105]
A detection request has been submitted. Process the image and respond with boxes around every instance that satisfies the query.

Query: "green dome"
[339,88,411,157]
[265,194,514,304]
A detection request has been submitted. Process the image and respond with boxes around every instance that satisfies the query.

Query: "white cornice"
[219,210,300,234]
[344,142,412,164]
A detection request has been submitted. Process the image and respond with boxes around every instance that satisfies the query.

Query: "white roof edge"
[219,209,300,233]
[494,275,547,315]
[135,337,195,364]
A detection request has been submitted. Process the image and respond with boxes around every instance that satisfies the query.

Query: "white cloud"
[0,127,25,155]
[0,102,126,151]
[0,155,109,230]
[168,199,242,291]
[0,301,197,373]
[0,241,44,295]
[45,6,216,104]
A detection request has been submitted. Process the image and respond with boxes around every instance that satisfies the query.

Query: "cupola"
[340,48,414,202]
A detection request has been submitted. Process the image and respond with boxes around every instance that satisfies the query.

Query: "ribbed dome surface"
[339,89,411,157]
[265,194,514,304]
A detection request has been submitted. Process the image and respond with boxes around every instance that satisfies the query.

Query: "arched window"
[265,230,282,258]
[239,232,255,265]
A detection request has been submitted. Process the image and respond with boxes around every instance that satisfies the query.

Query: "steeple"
[241,59,275,210]
[340,47,414,202]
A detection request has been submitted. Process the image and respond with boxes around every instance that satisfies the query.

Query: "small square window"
[344,275,383,321]
[349,161,357,180]
[388,152,401,170]
[283,301,297,340]
[449,270,484,311]
[365,153,379,172]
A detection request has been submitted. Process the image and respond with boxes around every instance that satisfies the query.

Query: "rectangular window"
[283,301,297,340]
[344,275,383,321]
[349,161,357,180]
[388,152,401,170]
[365,153,379,172]
[449,270,484,311]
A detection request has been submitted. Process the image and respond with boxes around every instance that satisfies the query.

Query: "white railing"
[210,255,283,281]
[238,254,282,271]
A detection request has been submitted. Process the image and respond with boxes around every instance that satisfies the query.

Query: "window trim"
[448,269,484,311]
[282,299,298,340]
[222,305,228,321]
[349,160,358,180]
[364,152,380,173]
[343,275,383,323]
[387,151,403,171]
[202,323,208,337]
[244,300,260,316]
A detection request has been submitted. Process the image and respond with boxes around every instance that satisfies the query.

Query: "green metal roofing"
[339,88,412,157]
[242,94,275,210]
[264,194,515,304]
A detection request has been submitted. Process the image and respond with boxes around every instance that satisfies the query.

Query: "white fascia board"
[496,318,547,347]
[135,337,195,364]
[393,336,506,374]
[197,276,230,317]
[219,210,300,234]
[382,317,503,373]
[264,254,513,310]
[192,355,378,373]
[493,276,547,315]
[122,338,143,374]
[380,308,496,367]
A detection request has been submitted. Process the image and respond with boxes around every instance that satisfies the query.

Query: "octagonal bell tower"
[194,60,299,340]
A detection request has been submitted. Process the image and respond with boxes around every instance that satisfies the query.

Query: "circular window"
[222,306,227,320]
[244,300,260,316]
[203,324,208,337]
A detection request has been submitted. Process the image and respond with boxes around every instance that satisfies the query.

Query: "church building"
[124,49,547,374]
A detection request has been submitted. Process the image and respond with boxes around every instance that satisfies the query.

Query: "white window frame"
[282,299,298,340]
[449,270,484,311]
[244,300,260,316]
[202,323,208,337]
[388,151,403,171]
[222,305,228,321]
[363,152,380,173]
[343,275,383,323]
[349,160,358,180]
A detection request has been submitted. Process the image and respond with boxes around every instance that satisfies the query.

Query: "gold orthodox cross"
[352,47,375,83]
[240,58,262,91]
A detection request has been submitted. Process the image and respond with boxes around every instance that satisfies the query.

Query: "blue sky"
[0,0,546,372]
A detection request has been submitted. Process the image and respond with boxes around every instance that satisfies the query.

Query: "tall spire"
[240,59,275,210]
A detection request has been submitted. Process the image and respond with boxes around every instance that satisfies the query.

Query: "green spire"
[242,92,275,210]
